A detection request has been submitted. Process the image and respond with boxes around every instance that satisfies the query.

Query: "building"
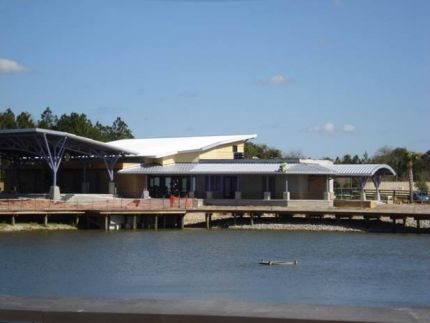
[0,128,395,205]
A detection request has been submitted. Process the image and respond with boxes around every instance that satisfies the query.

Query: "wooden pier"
[0,201,429,232]
[194,205,430,232]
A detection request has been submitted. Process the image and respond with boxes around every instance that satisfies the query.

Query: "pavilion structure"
[0,128,135,199]
[0,128,396,204]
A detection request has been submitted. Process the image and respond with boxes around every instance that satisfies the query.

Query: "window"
[205,175,221,191]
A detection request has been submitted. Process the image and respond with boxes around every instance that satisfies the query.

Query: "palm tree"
[405,152,420,203]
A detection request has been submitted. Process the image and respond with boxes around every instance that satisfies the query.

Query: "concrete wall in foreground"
[0,295,429,323]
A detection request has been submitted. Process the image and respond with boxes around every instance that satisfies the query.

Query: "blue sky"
[1,0,429,158]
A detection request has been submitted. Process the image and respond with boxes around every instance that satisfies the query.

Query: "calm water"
[1,230,430,307]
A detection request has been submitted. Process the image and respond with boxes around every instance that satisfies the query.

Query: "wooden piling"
[233,213,237,226]
[43,214,48,227]
[86,215,90,229]
[104,215,109,231]
[250,213,254,226]
[179,215,184,229]
[132,215,137,230]
[11,215,15,226]
[364,216,371,228]
[205,213,212,229]
[154,215,158,230]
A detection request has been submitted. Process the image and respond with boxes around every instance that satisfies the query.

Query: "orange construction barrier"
[169,195,177,207]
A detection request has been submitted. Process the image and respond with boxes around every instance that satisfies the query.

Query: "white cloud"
[309,122,335,133]
[269,74,294,85]
[257,74,294,86]
[341,124,356,133]
[0,58,28,73]
[309,122,357,134]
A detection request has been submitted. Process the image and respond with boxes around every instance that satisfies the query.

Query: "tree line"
[244,142,305,160]
[334,148,429,187]
[245,142,429,193]
[0,107,134,141]
[1,107,428,192]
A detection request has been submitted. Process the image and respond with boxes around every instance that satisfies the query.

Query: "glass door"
[223,176,237,199]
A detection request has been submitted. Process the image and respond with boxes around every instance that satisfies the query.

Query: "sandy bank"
[184,212,430,233]
[227,223,364,232]
[0,223,77,232]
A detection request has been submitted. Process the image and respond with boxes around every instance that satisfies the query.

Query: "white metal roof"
[108,134,257,158]
[118,162,396,177]
[327,164,396,177]
[118,162,336,175]
[0,128,137,156]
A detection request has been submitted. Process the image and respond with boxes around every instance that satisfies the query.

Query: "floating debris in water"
[259,260,298,266]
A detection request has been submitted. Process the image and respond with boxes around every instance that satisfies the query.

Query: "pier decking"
[0,198,429,232]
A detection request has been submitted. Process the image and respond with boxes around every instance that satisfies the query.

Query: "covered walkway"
[0,128,135,199]
[328,164,396,202]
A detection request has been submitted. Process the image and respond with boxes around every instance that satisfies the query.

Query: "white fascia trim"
[145,134,258,159]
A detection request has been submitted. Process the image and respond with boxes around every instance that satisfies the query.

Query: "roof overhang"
[118,162,336,175]
[108,134,257,158]
[327,164,396,177]
[119,162,397,177]
[0,128,137,158]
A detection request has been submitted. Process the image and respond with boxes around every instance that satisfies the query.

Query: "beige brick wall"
[160,141,245,165]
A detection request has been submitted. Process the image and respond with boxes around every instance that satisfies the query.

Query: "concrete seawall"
[0,295,429,323]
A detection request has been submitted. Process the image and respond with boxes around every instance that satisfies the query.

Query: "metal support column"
[372,174,382,202]
[206,176,212,199]
[324,176,330,200]
[36,134,68,200]
[142,175,150,199]
[101,155,121,195]
[359,177,368,201]
[283,176,290,200]
[188,176,196,198]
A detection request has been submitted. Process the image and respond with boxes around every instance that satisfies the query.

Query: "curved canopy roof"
[0,128,136,158]
[327,164,396,177]
[108,134,257,158]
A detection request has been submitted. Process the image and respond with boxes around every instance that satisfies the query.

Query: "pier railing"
[0,196,197,212]
[335,188,413,203]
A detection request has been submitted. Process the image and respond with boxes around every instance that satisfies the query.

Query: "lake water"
[1,230,430,307]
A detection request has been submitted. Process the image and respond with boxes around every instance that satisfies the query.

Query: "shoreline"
[226,222,365,232]
[0,223,77,232]
[186,213,430,233]
[1,213,429,233]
